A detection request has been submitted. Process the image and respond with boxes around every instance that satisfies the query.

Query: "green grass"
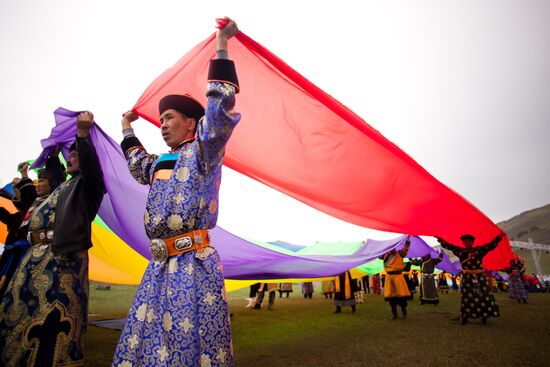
[88,283,139,320]
[514,248,550,275]
[85,283,550,367]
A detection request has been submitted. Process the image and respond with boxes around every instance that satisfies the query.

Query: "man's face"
[66,149,79,175]
[160,109,196,149]
[462,239,474,248]
[36,178,51,197]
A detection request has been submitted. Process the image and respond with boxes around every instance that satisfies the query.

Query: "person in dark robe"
[0,162,38,301]
[503,259,528,303]
[438,233,504,325]
[438,271,450,294]
[113,19,240,366]
[410,252,444,305]
[0,112,105,366]
[302,282,314,299]
[333,271,358,314]
[279,282,293,298]
[372,273,381,295]
[402,261,416,300]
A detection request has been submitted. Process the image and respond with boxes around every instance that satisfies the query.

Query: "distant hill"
[497,203,550,274]
[497,203,550,245]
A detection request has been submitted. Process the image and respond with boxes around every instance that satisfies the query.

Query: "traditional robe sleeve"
[398,241,411,257]
[478,234,503,257]
[0,178,37,231]
[121,136,158,185]
[439,239,463,256]
[0,207,18,228]
[13,177,37,213]
[76,135,106,197]
[197,59,241,174]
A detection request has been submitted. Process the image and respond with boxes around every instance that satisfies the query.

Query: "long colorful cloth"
[131,31,513,270]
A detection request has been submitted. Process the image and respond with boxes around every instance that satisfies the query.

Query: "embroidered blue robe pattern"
[113,81,240,367]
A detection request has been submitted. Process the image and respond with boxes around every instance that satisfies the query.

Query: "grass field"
[86,282,550,367]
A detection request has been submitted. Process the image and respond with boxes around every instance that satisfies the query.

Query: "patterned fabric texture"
[508,271,528,301]
[125,82,240,240]
[116,79,239,366]
[441,237,502,320]
[459,272,500,319]
[410,257,442,304]
[0,245,89,366]
[0,240,30,302]
[419,274,440,304]
[112,248,232,367]
[0,184,89,367]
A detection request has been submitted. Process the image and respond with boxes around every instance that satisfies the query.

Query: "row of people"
[242,232,512,323]
[0,18,240,367]
[0,113,105,365]
[0,15,526,365]
[380,233,506,324]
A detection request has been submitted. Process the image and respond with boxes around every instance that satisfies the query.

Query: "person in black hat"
[409,251,444,305]
[0,153,68,302]
[0,162,38,302]
[438,232,505,325]
[503,258,528,304]
[0,112,105,366]
[114,18,240,366]
[460,233,475,243]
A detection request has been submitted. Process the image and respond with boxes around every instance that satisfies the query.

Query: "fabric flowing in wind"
[131,31,512,270]
[30,109,460,286]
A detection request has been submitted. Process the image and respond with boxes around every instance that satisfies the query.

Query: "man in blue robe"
[113,18,240,366]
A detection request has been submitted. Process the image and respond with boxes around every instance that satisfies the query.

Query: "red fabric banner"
[132,32,512,270]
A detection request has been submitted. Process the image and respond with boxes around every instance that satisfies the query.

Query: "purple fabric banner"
[31,107,150,258]
[33,107,460,279]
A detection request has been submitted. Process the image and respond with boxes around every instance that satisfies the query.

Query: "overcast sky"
[1,0,549,245]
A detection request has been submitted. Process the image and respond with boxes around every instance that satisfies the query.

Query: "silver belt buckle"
[149,239,168,263]
[174,236,193,251]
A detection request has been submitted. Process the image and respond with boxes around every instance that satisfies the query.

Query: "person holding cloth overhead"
[113,18,240,366]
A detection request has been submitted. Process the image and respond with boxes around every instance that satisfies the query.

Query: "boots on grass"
[391,305,398,320]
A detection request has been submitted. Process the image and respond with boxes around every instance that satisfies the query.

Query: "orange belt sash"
[149,229,210,262]
[462,269,483,274]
